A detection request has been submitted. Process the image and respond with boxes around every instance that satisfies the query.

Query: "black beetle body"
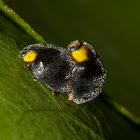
[19,43,75,93]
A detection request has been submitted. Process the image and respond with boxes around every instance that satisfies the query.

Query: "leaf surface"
[0,1,140,140]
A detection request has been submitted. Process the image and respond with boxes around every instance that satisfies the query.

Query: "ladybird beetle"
[19,43,75,93]
[68,40,106,104]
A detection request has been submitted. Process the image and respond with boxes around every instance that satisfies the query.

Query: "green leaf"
[0,1,140,140]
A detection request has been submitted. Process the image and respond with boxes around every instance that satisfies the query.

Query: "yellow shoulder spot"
[71,44,90,63]
[23,50,37,62]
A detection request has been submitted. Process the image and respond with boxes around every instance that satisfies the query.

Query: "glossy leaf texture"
[0,1,140,140]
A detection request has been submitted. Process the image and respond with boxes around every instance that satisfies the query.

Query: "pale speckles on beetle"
[67,40,106,104]
[19,43,75,93]
[19,41,106,104]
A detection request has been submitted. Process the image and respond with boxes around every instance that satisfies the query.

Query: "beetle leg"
[52,89,55,95]
[24,62,32,68]
[68,92,73,100]
[65,75,70,80]
[33,78,37,81]
[67,84,70,88]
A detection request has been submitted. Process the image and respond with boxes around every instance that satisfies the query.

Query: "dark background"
[5,0,140,117]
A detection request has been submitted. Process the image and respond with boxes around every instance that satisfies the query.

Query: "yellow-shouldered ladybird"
[68,40,106,104]
[19,43,75,93]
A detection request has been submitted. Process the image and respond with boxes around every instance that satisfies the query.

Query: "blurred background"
[4,0,140,117]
